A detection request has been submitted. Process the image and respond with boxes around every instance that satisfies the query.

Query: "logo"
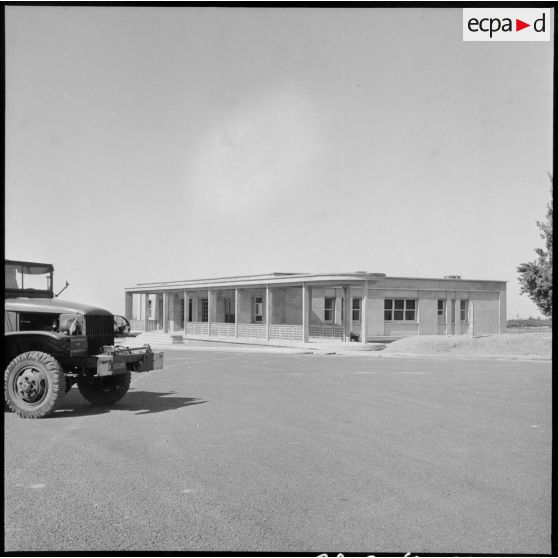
[463,8,551,41]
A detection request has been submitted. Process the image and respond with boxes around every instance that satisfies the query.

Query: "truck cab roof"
[5,297,112,316]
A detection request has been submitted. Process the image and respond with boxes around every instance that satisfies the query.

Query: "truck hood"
[5,297,113,316]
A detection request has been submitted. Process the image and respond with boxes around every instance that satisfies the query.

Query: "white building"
[124,272,506,345]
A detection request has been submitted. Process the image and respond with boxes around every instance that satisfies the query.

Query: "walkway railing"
[309,324,345,341]
[237,323,267,339]
[133,320,348,342]
[210,323,235,337]
[269,324,303,341]
[186,322,209,335]
[185,322,303,341]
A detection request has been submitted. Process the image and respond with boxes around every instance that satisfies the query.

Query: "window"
[188,298,193,322]
[201,298,209,322]
[384,299,416,321]
[253,297,263,323]
[352,298,361,322]
[437,299,445,318]
[180,299,185,328]
[5,262,52,294]
[460,300,468,322]
[324,297,335,322]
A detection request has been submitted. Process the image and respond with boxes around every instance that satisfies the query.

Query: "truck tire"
[77,371,131,406]
[4,351,66,418]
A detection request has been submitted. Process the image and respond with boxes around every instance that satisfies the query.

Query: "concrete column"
[208,289,212,336]
[361,280,368,344]
[469,300,475,336]
[169,293,175,332]
[183,291,189,332]
[235,289,239,338]
[125,292,133,321]
[417,291,421,335]
[343,286,351,341]
[163,292,169,333]
[302,283,310,342]
[334,293,343,327]
[143,294,150,331]
[265,285,271,341]
[454,298,461,335]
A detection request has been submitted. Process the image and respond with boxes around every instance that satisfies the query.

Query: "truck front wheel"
[77,371,131,406]
[4,351,66,418]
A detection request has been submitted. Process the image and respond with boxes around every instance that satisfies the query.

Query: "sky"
[5,7,553,317]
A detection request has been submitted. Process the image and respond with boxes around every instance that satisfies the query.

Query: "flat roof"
[125,271,506,293]
[128,271,385,290]
[6,260,54,271]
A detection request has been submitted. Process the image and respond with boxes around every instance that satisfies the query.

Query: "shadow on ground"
[48,388,207,418]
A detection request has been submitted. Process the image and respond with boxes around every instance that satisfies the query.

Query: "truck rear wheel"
[4,351,66,418]
[77,371,131,406]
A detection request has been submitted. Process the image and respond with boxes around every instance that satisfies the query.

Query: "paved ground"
[4,351,551,553]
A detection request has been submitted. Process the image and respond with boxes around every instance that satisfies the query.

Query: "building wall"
[271,288,284,323]
[417,293,438,335]
[356,285,504,337]
[310,287,344,325]
[469,291,500,334]
[215,289,235,322]
[270,287,302,325]
[365,291,385,337]
[237,289,251,323]
[381,288,419,337]
[236,288,266,323]
[284,287,302,324]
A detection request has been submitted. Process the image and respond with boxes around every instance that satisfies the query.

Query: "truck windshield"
[5,262,53,295]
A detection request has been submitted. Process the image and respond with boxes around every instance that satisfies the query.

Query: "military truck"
[4,259,163,418]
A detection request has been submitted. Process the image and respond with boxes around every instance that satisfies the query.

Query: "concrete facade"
[124,272,506,345]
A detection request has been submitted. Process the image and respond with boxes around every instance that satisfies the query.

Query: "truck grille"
[85,314,114,354]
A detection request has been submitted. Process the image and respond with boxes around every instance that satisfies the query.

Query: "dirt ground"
[383,332,552,358]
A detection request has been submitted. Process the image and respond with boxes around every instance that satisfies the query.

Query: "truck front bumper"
[93,345,164,377]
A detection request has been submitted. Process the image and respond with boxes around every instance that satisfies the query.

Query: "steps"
[119,331,184,347]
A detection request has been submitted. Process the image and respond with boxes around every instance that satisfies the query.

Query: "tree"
[517,179,553,317]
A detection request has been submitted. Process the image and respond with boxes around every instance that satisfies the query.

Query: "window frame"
[384,298,417,322]
[460,299,469,322]
[324,297,335,323]
[201,298,209,322]
[253,296,264,323]
[352,297,361,323]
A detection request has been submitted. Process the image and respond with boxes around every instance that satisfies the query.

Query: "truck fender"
[4,332,71,369]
